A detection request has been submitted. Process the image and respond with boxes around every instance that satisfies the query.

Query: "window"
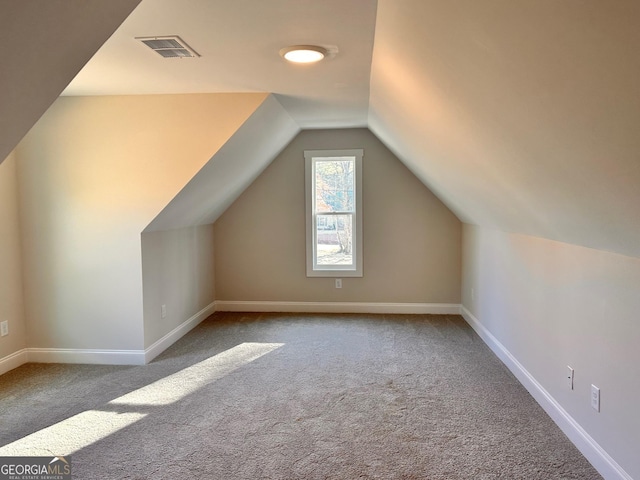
[305,149,363,277]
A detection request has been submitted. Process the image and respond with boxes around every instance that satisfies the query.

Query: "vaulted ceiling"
[0,0,142,165]
[369,0,640,258]
[2,0,639,257]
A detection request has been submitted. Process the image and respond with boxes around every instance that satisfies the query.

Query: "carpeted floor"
[0,312,602,479]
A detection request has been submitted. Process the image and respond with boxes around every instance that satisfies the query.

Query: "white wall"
[461,224,640,480]
[141,225,215,350]
[0,152,27,365]
[15,93,266,353]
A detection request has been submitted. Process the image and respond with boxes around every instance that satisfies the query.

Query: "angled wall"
[15,93,267,360]
[0,0,141,165]
[214,128,461,307]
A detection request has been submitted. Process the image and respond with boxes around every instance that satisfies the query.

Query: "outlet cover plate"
[0,321,8,337]
[591,384,600,412]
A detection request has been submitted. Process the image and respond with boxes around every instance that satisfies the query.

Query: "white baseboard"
[0,302,218,371]
[2,347,146,373]
[26,348,146,365]
[215,301,461,315]
[1,302,456,374]
[460,306,632,480]
[144,301,217,363]
[0,349,29,376]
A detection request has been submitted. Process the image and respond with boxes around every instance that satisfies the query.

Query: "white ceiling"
[62,0,378,128]
[369,0,640,258]
[4,0,640,259]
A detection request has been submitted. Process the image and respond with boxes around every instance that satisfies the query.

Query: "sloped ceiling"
[5,0,639,259]
[0,0,141,165]
[369,0,640,258]
[145,95,299,232]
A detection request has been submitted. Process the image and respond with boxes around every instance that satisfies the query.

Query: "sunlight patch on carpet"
[109,342,284,407]
[0,411,146,456]
[0,342,283,456]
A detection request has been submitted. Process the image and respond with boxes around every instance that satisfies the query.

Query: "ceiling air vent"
[137,36,200,58]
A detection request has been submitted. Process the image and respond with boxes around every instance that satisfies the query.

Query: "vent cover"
[137,36,200,58]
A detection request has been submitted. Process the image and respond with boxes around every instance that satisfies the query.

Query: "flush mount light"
[279,45,328,64]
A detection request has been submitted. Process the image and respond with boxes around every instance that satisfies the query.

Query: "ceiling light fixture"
[279,45,328,64]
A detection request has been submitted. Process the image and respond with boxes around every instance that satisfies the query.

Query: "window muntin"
[305,149,363,277]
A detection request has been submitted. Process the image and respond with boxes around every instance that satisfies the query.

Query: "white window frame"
[305,149,363,277]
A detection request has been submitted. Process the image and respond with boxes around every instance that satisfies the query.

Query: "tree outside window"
[305,149,363,277]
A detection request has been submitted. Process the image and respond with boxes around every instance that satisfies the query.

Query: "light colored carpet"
[0,313,602,479]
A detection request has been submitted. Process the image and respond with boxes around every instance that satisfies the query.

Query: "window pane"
[305,148,362,277]
[316,214,353,266]
[315,159,355,213]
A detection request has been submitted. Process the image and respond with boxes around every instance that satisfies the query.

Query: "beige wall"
[0,152,27,360]
[142,225,215,349]
[461,224,640,479]
[15,93,265,351]
[215,128,461,304]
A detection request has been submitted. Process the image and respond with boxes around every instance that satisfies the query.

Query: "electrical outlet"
[471,288,475,301]
[567,366,574,390]
[161,305,167,319]
[335,279,342,289]
[0,321,8,337]
[591,384,600,412]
